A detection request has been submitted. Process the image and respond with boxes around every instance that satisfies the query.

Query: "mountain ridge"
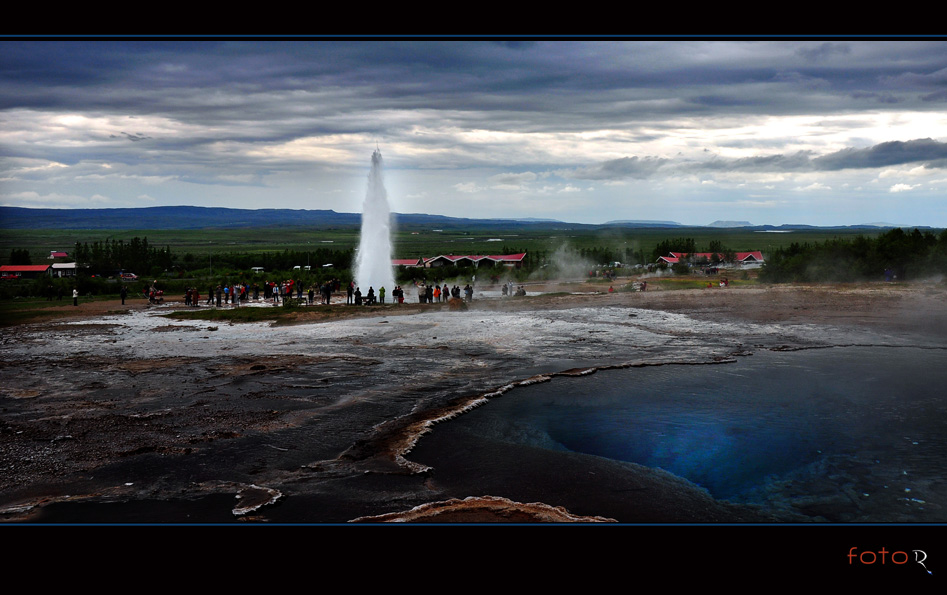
[0,206,935,231]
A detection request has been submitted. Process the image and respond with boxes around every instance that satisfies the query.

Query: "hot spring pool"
[442,345,947,518]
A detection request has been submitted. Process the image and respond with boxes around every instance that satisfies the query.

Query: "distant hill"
[603,219,683,227]
[860,222,911,228]
[0,206,938,232]
[747,223,935,232]
[0,206,359,230]
[0,206,596,232]
[707,220,752,228]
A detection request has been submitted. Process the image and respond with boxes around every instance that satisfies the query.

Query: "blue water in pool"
[455,346,947,506]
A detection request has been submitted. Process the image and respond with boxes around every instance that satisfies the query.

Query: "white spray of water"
[354,149,395,294]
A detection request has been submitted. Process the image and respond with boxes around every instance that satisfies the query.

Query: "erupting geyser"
[354,149,395,294]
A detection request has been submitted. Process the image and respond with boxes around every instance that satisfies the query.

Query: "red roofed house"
[733,251,764,267]
[392,258,423,267]
[657,252,764,268]
[1,264,51,279]
[486,253,527,267]
[422,253,527,269]
[425,255,482,268]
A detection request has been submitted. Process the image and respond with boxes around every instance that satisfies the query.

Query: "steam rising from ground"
[531,244,596,282]
[354,150,395,295]
[636,267,672,278]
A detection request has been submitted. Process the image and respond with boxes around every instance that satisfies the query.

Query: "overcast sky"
[3,39,947,226]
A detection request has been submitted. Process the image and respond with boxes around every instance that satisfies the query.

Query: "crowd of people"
[412,282,474,303]
[161,277,540,308]
[501,281,527,296]
[172,279,346,308]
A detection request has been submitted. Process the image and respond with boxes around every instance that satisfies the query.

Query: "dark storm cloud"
[0,41,592,148]
[813,138,947,170]
[699,151,816,172]
[921,89,947,102]
[796,42,852,63]
[111,132,151,142]
[0,41,223,109]
[572,138,947,182]
[572,156,669,180]
[4,42,944,130]
[701,138,947,174]
[5,41,947,201]
[4,40,947,136]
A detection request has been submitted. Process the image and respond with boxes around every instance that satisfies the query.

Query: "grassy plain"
[1,224,886,265]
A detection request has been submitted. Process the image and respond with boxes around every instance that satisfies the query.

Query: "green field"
[0,224,890,267]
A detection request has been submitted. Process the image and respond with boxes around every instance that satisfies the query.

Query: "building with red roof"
[392,253,528,269]
[656,251,764,268]
[422,253,527,269]
[1,264,51,279]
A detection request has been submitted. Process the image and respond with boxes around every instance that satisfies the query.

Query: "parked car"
[121,273,138,281]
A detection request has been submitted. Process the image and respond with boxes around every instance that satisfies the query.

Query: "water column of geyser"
[354,149,395,296]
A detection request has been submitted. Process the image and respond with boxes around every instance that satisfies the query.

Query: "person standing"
[379,286,386,304]
[72,288,78,306]
[120,285,127,305]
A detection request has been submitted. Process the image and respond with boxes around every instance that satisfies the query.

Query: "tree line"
[192,248,355,273]
[759,228,947,283]
[8,248,32,265]
[73,237,173,276]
